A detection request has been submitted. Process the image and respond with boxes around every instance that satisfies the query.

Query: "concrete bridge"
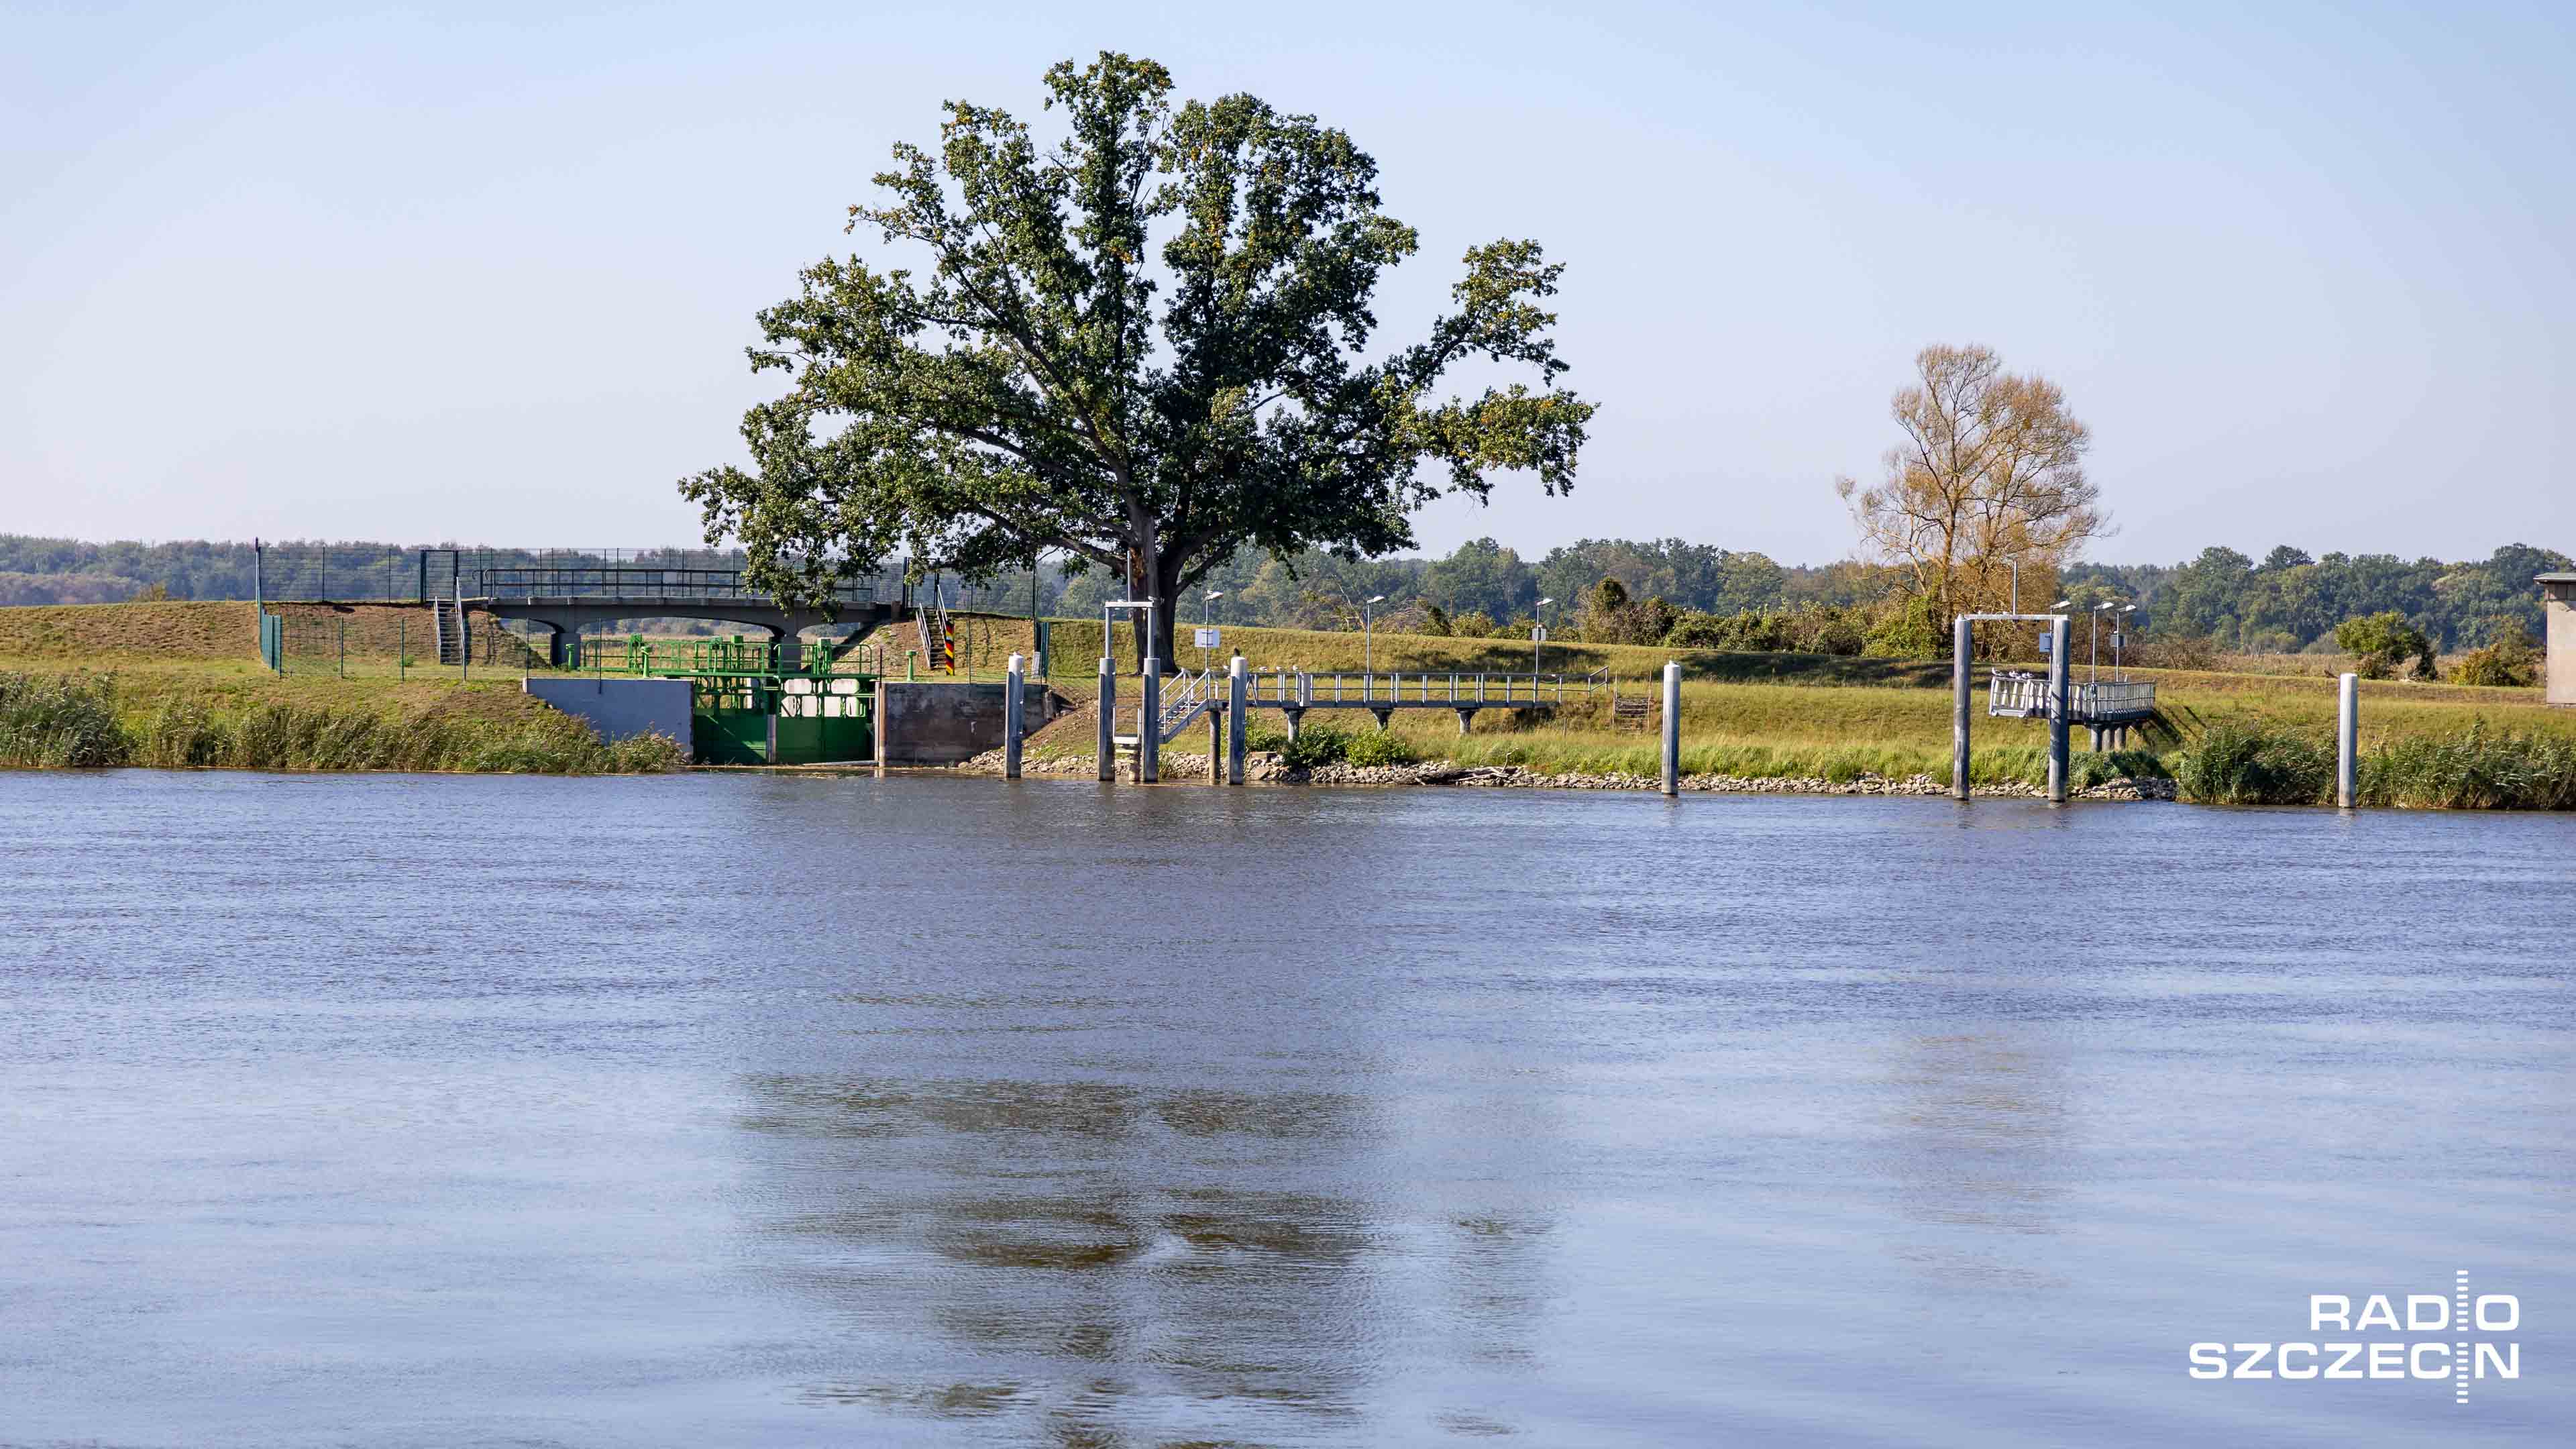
[465,566,902,666]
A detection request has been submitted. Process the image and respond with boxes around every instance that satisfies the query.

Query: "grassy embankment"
[0,602,683,773]
[7,600,2567,802]
[945,614,2571,802]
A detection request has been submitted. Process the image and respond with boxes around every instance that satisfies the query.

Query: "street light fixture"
[2116,603,2137,680]
[1364,594,1387,673]
[1202,590,1224,671]
[1534,597,1555,674]
[2092,600,2115,684]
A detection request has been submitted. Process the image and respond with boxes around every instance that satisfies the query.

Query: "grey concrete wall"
[524,677,694,745]
[878,681,1051,766]
[2547,585,2575,706]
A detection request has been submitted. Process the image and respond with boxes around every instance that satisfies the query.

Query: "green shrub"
[1863,592,1943,659]
[1342,729,1420,767]
[1243,720,1293,753]
[0,673,131,767]
[2449,623,2540,688]
[2068,749,2171,790]
[2334,612,2434,681]
[1277,720,1352,768]
[2173,722,2333,804]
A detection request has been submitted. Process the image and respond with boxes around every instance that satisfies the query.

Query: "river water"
[2,770,2570,1447]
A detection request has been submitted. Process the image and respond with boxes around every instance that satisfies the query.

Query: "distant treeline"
[3,533,2563,651]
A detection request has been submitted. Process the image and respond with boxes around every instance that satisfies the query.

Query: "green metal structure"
[573,633,876,765]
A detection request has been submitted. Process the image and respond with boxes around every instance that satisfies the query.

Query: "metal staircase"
[1155,666,1215,743]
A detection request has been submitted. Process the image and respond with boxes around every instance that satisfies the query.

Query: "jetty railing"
[1987,672,2158,722]
[1238,670,1567,706]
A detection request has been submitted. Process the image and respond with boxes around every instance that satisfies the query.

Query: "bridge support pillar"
[1368,708,1392,731]
[1283,708,1305,741]
[1453,708,1478,735]
[1207,706,1222,784]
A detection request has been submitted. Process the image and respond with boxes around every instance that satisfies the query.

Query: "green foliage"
[1863,591,1944,659]
[2172,722,2334,804]
[2067,749,2172,790]
[2359,723,2576,810]
[680,53,1592,661]
[0,673,127,766]
[0,672,684,775]
[2448,621,2539,688]
[1275,720,1353,769]
[1419,604,1452,637]
[2334,611,2434,680]
[1341,729,1421,767]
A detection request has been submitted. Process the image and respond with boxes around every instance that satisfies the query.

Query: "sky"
[3,1,2569,567]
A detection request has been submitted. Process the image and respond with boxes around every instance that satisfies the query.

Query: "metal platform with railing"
[1986,671,2158,723]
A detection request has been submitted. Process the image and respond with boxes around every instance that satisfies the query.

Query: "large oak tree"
[682,52,1593,663]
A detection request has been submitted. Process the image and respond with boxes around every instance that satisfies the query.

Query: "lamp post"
[2009,559,2020,615]
[1363,594,1386,673]
[1534,596,1555,675]
[2115,604,2137,680]
[1202,590,1223,672]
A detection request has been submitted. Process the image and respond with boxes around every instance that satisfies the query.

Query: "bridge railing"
[1238,669,1567,706]
[476,566,877,605]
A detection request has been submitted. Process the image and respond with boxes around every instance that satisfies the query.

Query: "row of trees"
[3,527,2560,659]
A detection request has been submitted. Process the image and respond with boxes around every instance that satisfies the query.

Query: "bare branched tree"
[1836,344,2107,637]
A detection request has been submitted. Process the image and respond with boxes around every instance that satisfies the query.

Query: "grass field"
[3,599,2566,791]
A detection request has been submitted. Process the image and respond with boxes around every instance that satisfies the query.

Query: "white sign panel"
[1194,627,1220,649]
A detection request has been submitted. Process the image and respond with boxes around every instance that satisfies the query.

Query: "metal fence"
[260,606,541,678]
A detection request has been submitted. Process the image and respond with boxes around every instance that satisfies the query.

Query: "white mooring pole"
[1660,660,1680,796]
[1951,615,1972,801]
[1004,654,1025,780]
[1139,657,1161,783]
[1227,655,1248,786]
[1096,656,1116,782]
[2047,615,2071,803]
[2337,672,2359,808]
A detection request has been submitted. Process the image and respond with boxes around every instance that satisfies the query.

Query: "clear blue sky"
[5,1,2568,566]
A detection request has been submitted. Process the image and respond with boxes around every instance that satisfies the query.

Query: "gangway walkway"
[466,565,900,666]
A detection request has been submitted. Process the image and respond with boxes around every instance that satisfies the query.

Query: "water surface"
[3,771,2570,1446]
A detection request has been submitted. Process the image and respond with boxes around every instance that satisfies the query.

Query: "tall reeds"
[0,672,685,775]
